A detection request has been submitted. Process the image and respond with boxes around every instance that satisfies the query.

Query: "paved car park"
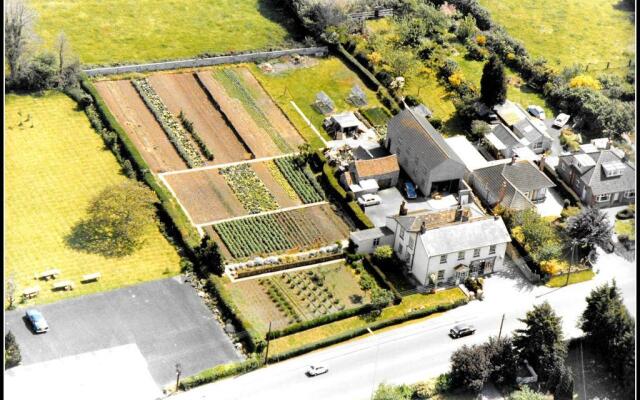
[5,276,240,387]
[364,187,431,227]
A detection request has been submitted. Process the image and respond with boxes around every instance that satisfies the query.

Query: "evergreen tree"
[565,207,612,262]
[196,235,224,275]
[485,336,519,386]
[449,344,490,393]
[480,55,507,107]
[5,331,21,369]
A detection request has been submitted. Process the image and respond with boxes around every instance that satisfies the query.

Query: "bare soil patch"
[235,68,305,149]
[95,80,186,172]
[164,169,246,224]
[251,162,301,208]
[147,73,251,164]
[195,71,281,158]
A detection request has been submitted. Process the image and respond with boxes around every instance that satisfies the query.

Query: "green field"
[31,0,299,65]
[249,57,386,148]
[478,0,635,73]
[5,92,181,307]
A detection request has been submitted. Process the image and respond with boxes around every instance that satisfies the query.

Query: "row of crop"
[281,271,344,317]
[178,110,214,161]
[219,164,279,213]
[214,69,291,153]
[266,161,299,201]
[274,156,324,203]
[131,79,204,168]
[259,278,303,324]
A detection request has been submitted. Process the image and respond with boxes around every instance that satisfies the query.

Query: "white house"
[350,205,511,286]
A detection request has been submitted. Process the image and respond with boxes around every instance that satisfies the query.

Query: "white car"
[306,365,329,377]
[527,105,546,120]
[552,113,570,128]
[357,194,382,207]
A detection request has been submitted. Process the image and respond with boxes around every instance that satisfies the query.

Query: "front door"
[613,192,620,203]
[455,270,468,283]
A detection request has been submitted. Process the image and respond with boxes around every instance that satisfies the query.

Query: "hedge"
[235,253,344,279]
[322,163,347,200]
[542,164,582,207]
[267,298,469,363]
[267,303,373,340]
[207,276,265,352]
[319,162,374,229]
[362,257,402,304]
[347,201,375,229]
[179,357,260,390]
[80,78,201,248]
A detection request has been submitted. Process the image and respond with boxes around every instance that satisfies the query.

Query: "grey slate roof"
[513,119,544,143]
[420,217,511,256]
[350,226,394,241]
[472,160,555,208]
[491,123,522,148]
[388,108,464,166]
[580,150,636,195]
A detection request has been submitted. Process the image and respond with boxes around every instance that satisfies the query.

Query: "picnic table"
[52,280,74,291]
[22,286,40,299]
[36,268,60,281]
[81,272,101,282]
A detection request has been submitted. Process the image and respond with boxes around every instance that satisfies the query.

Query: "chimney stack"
[539,154,546,171]
[419,220,427,234]
[399,200,408,216]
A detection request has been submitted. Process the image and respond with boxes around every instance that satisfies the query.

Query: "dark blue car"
[26,309,49,333]
[404,181,417,199]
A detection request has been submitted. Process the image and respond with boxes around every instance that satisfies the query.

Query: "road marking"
[290,100,328,146]
[196,201,328,227]
[158,152,299,177]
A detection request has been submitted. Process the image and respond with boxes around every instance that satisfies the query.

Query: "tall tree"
[4,0,38,80]
[5,275,17,310]
[66,181,158,257]
[480,55,507,107]
[196,235,224,275]
[565,207,612,261]
[449,344,490,393]
[513,302,566,384]
[485,336,519,386]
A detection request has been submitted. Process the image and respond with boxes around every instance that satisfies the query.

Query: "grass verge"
[546,269,595,287]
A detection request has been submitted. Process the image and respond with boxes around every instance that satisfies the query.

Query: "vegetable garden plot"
[274,156,324,204]
[94,80,187,173]
[219,164,279,214]
[211,204,349,259]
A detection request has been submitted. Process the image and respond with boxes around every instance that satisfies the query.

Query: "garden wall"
[83,47,329,76]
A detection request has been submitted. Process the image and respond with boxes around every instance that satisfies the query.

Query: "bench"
[52,280,74,291]
[36,268,61,281]
[81,272,101,283]
[22,286,40,299]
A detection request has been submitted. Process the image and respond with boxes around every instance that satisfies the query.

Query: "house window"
[457,251,465,260]
[439,254,447,264]
[398,244,403,255]
[437,270,445,281]
[534,141,543,149]
[399,227,405,240]
[489,245,496,255]
[408,236,415,250]
[596,194,611,203]
[473,248,481,258]
[625,190,635,198]
[373,238,380,246]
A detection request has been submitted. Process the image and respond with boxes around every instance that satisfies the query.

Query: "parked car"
[306,365,329,377]
[527,105,546,120]
[26,309,49,333]
[552,113,570,128]
[357,194,382,207]
[449,323,475,339]
[403,181,417,199]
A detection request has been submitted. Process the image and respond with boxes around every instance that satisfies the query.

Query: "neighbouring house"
[556,147,636,208]
[323,112,361,139]
[444,135,489,172]
[493,101,551,154]
[386,107,467,196]
[469,158,556,211]
[350,203,511,286]
[350,154,400,189]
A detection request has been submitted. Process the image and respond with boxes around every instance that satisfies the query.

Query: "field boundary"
[159,153,299,177]
[290,100,328,146]
[196,201,328,227]
[83,47,329,76]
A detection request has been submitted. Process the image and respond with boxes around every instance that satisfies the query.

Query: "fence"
[506,243,541,283]
[83,47,329,76]
[347,8,394,20]
[583,59,634,73]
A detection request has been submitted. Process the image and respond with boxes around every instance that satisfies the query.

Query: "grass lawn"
[30,0,299,65]
[614,219,635,237]
[546,269,595,288]
[249,57,386,149]
[269,288,466,355]
[5,92,181,307]
[478,0,635,74]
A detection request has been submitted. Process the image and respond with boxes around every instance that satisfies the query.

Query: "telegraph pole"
[264,321,272,366]
[498,313,505,339]
[175,363,182,392]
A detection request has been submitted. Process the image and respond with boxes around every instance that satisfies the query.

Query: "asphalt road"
[175,248,635,400]
[5,276,240,386]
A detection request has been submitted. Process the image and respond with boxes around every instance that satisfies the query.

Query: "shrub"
[475,34,487,46]
[4,331,21,369]
[64,86,93,108]
[569,75,602,90]
[372,245,394,264]
[449,344,490,393]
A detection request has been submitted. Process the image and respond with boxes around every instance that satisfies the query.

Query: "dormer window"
[602,161,626,178]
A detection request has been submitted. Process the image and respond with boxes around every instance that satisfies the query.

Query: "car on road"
[306,365,329,377]
[552,113,570,128]
[357,194,382,207]
[403,181,417,200]
[449,324,475,339]
[527,105,546,120]
[26,309,49,333]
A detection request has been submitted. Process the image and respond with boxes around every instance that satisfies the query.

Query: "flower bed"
[131,79,204,168]
[274,156,324,204]
[219,164,278,213]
